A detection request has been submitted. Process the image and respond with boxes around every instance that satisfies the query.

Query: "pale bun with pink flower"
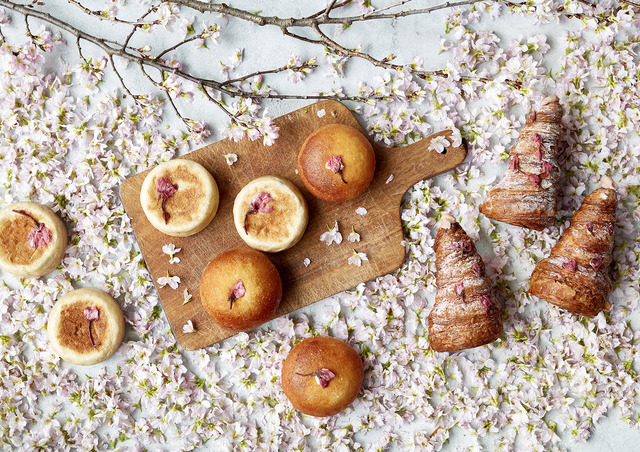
[140,159,219,237]
[47,288,125,366]
[0,202,68,277]
[233,175,308,252]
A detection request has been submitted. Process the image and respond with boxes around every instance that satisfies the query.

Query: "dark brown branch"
[175,0,485,27]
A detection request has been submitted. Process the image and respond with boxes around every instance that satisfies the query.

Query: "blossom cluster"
[0,1,639,451]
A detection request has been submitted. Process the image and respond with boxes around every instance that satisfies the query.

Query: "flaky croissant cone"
[428,214,503,352]
[480,95,564,230]
[529,178,617,317]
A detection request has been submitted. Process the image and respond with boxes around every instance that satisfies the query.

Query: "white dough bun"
[47,288,125,366]
[233,176,308,253]
[140,159,219,237]
[0,202,68,277]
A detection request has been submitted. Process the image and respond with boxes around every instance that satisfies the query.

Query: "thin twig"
[156,35,202,60]
[220,62,318,88]
[68,0,155,26]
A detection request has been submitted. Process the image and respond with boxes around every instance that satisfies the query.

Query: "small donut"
[0,202,68,277]
[140,159,219,237]
[298,124,376,203]
[48,288,125,366]
[233,176,308,253]
[200,248,282,332]
[281,336,364,417]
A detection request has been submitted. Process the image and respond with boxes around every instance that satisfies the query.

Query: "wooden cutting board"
[119,100,466,350]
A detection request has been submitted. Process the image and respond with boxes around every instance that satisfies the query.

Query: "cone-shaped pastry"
[529,177,617,317]
[428,213,503,352]
[480,95,564,230]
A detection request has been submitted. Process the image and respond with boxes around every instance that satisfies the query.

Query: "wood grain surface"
[119,100,467,350]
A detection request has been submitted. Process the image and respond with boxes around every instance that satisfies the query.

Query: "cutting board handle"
[375,129,467,200]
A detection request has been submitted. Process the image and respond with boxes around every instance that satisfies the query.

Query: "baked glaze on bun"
[233,176,308,253]
[281,336,364,417]
[47,288,125,366]
[0,202,68,277]
[297,124,376,203]
[140,159,219,237]
[200,248,282,332]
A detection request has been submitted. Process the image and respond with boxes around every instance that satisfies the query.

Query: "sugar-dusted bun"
[233,176,308,253]
[0,202,68,277]
[281,336,364,417]
[48,288,125,366]
[298,124,376,203]
[140,159,219,237]
[200,248,282,332]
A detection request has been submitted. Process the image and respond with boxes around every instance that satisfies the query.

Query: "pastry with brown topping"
[427,213,503,352]
[529,177,617,317]
[47,288,125,365]
[0,202,68,277]
[480,95,564,230]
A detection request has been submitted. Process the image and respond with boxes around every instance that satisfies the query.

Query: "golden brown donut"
[281,336,364,417]
[297,124,375,203]
[200,248,282,332]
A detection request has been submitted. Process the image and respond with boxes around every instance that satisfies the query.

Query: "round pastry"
[233,175,308,253]
[140,159,219,237]
[297,123,376,203]
[200,247,282,332]
[0,202,68,277]
[281,336,364,417]
[47,288,125,366]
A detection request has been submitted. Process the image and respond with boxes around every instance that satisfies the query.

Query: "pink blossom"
[509,155,520,171]
[250,192,274,214]
[244,191,274,234]
[12,210,52,249]
[541,161,553,174]
[461,241,473,253]
[83,306,99,321]
[590,257,603,272]
[472,262,483,277]
[325,155,344,173]
[562,259,578,272]
[479,295,492,314]
[29,223,52,249]
[529,174,541,186]
[297,368,336,389]
[156,177,178,199]
[228,279,246,309]
[454,282,465,299]
[445,242,459,251]
[528,111,537,123]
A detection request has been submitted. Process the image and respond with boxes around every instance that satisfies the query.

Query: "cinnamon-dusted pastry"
[48,288,125,365]
[200,247,282,332]
[0,202,68,277]
[480,95,564,230]
[233,176,308,253]
[140,159,219,237]
[298,123,376,203]
[529,177,617,317]
[428,213,503,352]
[282,336,364,417]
